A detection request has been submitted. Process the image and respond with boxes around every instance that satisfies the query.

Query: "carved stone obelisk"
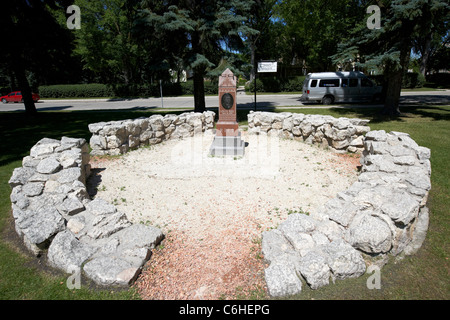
[209,68,245,156]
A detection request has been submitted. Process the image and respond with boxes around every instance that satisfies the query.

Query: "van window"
[319,79,340,87]
[341,79,348,87]
[361,78,373,87]
[310,80,318,87]
[349,79,358,87]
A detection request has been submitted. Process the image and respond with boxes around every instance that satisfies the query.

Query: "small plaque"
[221,93,234,110]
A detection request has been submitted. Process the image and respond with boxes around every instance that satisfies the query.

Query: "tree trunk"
[250,41,256,82]
[382,69,402,116]
[419,33,432,77]
[12,57,37,115]
[382,45,411,116]
[193,68,206,113]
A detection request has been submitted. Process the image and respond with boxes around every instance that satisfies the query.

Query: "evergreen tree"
[333,0,449,115]
[137,0,256,112]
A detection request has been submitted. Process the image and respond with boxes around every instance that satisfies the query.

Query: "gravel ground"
[88,131,360,299]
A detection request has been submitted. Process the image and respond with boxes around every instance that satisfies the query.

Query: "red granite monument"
[209,68,245,156]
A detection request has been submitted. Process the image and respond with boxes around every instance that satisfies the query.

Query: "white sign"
[258,61,277,73]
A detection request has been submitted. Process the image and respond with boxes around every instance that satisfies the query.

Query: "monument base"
[209,131,245,157]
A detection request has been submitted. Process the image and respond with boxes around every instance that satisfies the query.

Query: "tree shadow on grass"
[327,104,450,124]
[1,105,448,167]
[0,109,188,167]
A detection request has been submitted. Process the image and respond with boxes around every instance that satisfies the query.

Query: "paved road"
[1,90,449,112]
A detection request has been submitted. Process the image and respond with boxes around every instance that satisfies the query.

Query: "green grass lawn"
[0,105,448,300]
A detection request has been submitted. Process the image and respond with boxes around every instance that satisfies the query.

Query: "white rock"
[299,251,330,289]
[347,212,392,254]
[264,263,302,297]
[36,157,61,174]
[47,230,97,273]
[323,239,366,280]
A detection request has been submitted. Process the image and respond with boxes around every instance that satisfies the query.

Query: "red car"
[1,91,40,103]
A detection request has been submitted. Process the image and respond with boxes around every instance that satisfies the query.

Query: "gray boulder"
[346,212,392,254]
[114,224,164,251]
[85,198,116,216]
[15,206,65,245]
[264,263,302,297]
[36,157,61,174]
[380,190,420,225]
[57,167,83,184]
[278,213,316,234]
[30,139,60,157]
[8,167,35,188]
[403,207,429,256]
[298,251,330,289]
[323,239,366,280]
[22,182,45,197]
[83,256,141,286]
[87,211,131,240]
[261,229,296,264]
[47,230,97,273]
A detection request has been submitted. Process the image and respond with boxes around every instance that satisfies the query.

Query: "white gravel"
[89,131,359,240]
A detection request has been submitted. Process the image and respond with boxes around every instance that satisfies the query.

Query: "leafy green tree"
[275,0,365,73]
[72,0,142,86]
[137,0,256,112]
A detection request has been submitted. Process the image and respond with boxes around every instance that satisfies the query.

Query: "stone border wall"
[8,111,431,294]
[257,114,432,297]
[9,137,163,286]
[248,111,370,153]
[89,111,216,156]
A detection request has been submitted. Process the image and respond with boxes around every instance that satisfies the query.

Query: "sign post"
[258,61,278,73]
[254,61,278,111]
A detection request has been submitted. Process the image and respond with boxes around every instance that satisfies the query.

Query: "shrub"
[261,77,281,92]
[402,72,425,89]
[38,84,114,98]
[426,73,450,89]
[280,76,305,92]
[245,76,305,93]
[245,79,265,92]
[179,80,218,95]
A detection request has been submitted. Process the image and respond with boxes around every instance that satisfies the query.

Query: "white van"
[300,71,382,104]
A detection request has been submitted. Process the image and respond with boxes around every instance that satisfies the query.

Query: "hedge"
[38,81,219,99]
[402,72,425,89]
[426,73,450,89]
[245,76,306,93]
[38,84,114,98]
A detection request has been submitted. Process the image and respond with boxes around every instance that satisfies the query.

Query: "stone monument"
[209,68,246,156]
